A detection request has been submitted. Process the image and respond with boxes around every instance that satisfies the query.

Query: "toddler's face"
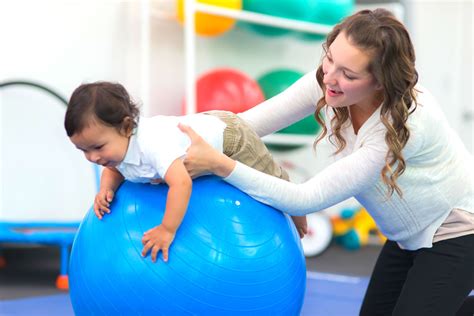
[70,121,130,168]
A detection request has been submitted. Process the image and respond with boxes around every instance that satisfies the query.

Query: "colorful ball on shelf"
[177,0,242,36]
[257,69,320,135]
[310,0,354,25]
[185,68,264,114]
[300,0,355,41]
[242,0,309,36]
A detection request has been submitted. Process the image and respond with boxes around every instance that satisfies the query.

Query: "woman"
[179,8,473,316]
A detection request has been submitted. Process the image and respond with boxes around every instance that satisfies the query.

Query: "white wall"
[1,1,145,98]
[0,87,98,222]
[403,0,473,152]
[0,0,145,221]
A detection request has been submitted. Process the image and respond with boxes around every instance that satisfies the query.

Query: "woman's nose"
[323,69,337,85]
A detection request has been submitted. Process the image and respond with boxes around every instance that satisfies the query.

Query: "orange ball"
[177,0,242,36]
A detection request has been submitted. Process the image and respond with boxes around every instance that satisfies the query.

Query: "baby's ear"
[122,116,133,136]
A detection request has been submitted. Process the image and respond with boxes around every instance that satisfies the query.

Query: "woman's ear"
[121,116,133,136]
[374,80,383,91]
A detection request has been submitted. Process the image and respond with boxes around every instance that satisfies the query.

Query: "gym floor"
[0,242,381,300]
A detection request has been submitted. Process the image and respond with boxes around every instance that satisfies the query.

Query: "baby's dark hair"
[65,81,140,137]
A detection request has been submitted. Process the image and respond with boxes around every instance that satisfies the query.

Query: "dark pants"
[360,234,474,316]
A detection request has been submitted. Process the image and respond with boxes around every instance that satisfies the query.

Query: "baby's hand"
[93,188,114,220]
[141,225,176,263]
[291,215,308,239]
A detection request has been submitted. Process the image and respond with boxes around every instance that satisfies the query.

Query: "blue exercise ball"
[69,176,306,315]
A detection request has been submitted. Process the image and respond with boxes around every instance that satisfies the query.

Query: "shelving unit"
[142,1,404,145]
[181,1,335,146]
[183,1,333,116]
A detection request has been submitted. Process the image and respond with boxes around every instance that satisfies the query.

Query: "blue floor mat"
[0,273,366,316]
[1,271,471,315]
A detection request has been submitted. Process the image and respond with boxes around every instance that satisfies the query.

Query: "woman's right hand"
[178,123,236,178]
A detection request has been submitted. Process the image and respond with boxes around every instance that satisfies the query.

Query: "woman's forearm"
[211,152,236,178]
[224,145,384,215]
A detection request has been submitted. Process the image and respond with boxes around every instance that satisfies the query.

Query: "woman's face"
[322,32,382,111]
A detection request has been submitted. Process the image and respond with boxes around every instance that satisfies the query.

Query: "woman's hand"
[178,123,236,178]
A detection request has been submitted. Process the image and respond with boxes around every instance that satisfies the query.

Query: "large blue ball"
[69,176,306,315]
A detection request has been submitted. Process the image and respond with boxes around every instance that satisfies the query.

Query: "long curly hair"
[314,9,418,197]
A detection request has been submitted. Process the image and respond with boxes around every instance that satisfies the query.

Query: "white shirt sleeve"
[224,138,387,215]
[238,70,322,137]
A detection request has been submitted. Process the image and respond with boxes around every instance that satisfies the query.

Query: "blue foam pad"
[0,273,369,316]
[1,273,470,316]
[0,222,78,246]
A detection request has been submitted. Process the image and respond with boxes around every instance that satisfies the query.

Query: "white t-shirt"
[116,114,226,182]
[231,70,474,250]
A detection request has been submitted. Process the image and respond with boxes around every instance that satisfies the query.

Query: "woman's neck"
[349,94,384,135]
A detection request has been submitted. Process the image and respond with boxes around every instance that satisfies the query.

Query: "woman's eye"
[344,72,356,80]
[94,145,104,150]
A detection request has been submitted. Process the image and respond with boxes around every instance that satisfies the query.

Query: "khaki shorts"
[205,110,289,181]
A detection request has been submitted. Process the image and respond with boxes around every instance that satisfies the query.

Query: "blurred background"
[0,0,472,312]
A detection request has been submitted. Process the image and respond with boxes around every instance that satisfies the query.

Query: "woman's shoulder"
[403,84,453,155]
[408,84,447,126]
[413,84,437,105]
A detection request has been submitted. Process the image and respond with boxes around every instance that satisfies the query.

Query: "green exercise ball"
[309,0,354,25]
[301,0,355,41]
[242,0,308,36]
[241,0,354,39]
[257,69,320,135]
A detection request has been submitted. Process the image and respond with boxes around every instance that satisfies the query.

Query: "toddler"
[65,81,307,263]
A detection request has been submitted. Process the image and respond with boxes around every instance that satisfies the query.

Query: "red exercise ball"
[183,68,265,114]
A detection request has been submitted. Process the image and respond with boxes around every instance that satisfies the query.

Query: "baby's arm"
[94,167,124,220]
[141,158,192,263]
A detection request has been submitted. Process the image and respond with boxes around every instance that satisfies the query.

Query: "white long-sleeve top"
[231,70,473,250]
